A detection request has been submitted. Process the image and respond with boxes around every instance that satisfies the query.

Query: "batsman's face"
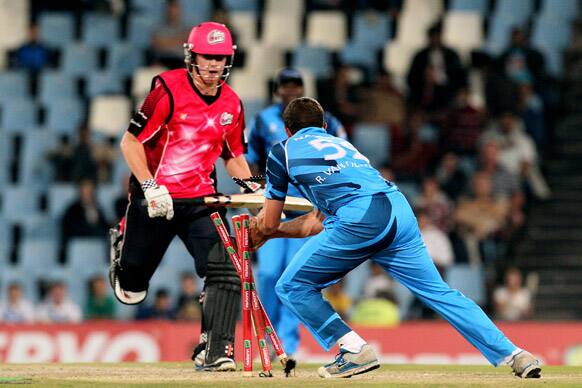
[195,54,227,85]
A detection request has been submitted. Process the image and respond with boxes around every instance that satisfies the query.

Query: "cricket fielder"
[245,68,346,358]
[251,97,541,379]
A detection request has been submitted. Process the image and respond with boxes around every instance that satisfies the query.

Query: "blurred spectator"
[479,141,521,200]
[498,27,545,89]
[93,136,118,184]
[46,135,74,182]
[10,23,50,72]
[60,179,109,262]
[379,163,396,182]
[480,111,550,199]
[494,267,532,321]
[351,296,400,327]
[417,209,454,277]
[391,110,439,179]
[323,281,352,321]
[136,289,176,320]
[364,263,393,299]
[517,80,545,148]
[85,276,115,320]
[434,152,468,201]
[71,126,98,183]
[413,176,454,232]
[454,172,509,264]
[150,0,191,68]
[407,22,466,113]
[0,283,35,323]
[358,70,405,127]
[176,273,201,321]
[36,282,83,323]
[317,65,361,132]
[445,87,486,156]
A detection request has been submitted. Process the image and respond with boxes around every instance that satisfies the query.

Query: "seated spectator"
[136,289,176,320]
[379,163,396,182]
[498,27,545,89]
[150,0,191,68]
[479,111,550,199]
[364,263,393,299]
[351,297,400,327]
[317,65,361,132]
[323,281,352,321]
[478,141,520,199]
[46,135,74,182]
[517,80,545,148]
[494,267,533,321]
[358,70,405,127]
[10,23,50,72]
[454,172,509,264]
[85,276,115,320]
[434,152,469,201]
[36,282,83,323]
[0,283,35,323]
[176,273,201,321]
[92,136,118,184]
[417,209,454,277]
[60,179,109,263]
[413,176,454,232]
[445,87,486,156]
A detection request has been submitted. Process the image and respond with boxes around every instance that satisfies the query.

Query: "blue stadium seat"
[18,239,59,275]
[178,0,211,25]
[292,45,333,79]
[45,98,86,135]
[537,45,564,76]
[67,238,108,277]
[108,43,144,77]
[149,266,182,301]
[38,71,77,105]
[0,267,37,302]
[1,98,38,133]
[62,44,99,76]
[131,0,166,21]
[0,71,28,103]
[21,215,59,241]
[214,160,239,194]
[82,13,121,47]
[351,123,391,168]
[241,98,267,125]
[87,71,124,98]
[492,0,533,25]
[539,0,579,20]
[449,0,487,13]
[160,238,195,273]
[127,14,159,48]
[38,12,75,47]
[532,18,571,49]
[0,186,40,222]
[352,12,391,50]
[445,264,486,305]
[48,183,78,218]
[485,15,521,55]
[223,0,259,12]
[96,184,121,221]
[20,130,57,186]
[340,41,379,73]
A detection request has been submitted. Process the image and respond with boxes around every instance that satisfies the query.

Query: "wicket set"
[210,212,295,377]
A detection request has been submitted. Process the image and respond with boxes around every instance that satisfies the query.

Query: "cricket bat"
[174,194,314,212]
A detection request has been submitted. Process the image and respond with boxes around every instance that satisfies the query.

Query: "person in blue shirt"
[245,68,346,359]
[250,97,541,379]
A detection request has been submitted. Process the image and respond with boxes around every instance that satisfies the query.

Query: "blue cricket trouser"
[256,235,309,355]
[276,191,517,366]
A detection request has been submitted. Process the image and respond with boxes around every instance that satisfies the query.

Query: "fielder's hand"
[142,179,174,220]
[249,215,269,251]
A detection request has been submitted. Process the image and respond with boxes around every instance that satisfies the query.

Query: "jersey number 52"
[309,138,369,163]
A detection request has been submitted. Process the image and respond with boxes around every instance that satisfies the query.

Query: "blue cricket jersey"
[264,127,397,217]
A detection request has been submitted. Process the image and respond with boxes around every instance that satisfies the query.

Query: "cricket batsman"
[109,22,257,371]
[251,97,542,379]
[245,67,346,359]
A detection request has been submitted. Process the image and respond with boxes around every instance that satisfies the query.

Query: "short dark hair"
[283,97,324,134]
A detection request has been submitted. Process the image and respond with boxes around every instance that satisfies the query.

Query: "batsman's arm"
[120,132,153,183]
[224,154,253,180]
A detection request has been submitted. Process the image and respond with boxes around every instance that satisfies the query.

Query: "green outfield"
[2,363,582,387]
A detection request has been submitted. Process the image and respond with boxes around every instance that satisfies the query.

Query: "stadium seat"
[66,238,108,277]
[82,13,121,47]
[242,98,267,124]
[62,44,99,76]
[127,14,159,48]
[394,12,429,50]
[222,0,259,12]
[148,265,182,301]
[38,71,77,105]
[443,12,484,58]
[160,238,195,273]
[265,0,304,16]
[89,95,131,137]
[306,11,347,50]
[537,45,564,76]
[131,65,167,100]
[382,41,416,78]
[492,0,532,25]
[45,98,86,135]
[47,183,78,218]
[20,130,57,186]
[96,184,121,221]
[402,0,443,17]
[244,45,285,76]
[340,41,379,73]
[87,71,124,98]
[539,0,579,20]
[351,123,391,167]
[1,98,38,133]
[449,0,487,13]
[177,0,211,26]
[0,0,28,52]
[262,12,301,49]
[108,42,145,77]
[0,267,37,302]
[445,264,486,306]
[532,17,571,49]
[18,238,59,275]
[229,12,258,49]
[352,12,391,50]
[229,71,269,101]
[21,215,59,241]
[292,45,333,79]
[38,12,75,47]
[0,71,28,103]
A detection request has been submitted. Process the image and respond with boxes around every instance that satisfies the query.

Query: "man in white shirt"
[0,283,35,323]
[36,282,82,323]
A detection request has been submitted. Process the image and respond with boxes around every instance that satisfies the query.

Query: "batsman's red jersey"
[127,69,246,198]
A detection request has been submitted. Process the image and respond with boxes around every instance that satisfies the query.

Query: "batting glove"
[142,179,174,220]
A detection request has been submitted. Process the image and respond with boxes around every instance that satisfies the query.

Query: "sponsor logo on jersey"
[207,30,225,45]
[220,112,233,126]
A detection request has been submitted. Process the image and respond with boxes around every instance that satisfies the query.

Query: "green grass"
[2,363,582,387]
